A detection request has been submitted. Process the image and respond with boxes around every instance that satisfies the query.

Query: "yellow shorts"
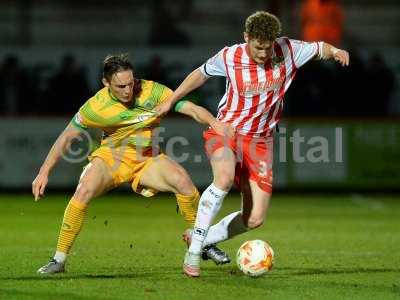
[88,146,165,197]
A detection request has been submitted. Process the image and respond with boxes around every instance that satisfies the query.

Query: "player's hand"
[155,101,173,117]
[32,172,49,201]
[333,48,350,67]
[211,120,235,138]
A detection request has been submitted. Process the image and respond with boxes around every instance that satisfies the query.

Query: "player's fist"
[155,100,173,116]
[32,172,49,201]
[332,48,350,67]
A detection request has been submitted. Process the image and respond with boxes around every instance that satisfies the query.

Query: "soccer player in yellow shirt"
[32,54,233,274]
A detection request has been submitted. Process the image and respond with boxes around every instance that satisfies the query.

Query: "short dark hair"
[245,11,282,42]
[103,53,134,82]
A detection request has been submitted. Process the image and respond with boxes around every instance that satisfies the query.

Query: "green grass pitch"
[0,193,399,300]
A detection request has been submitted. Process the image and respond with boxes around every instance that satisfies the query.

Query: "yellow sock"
[176,189,200,227]
[56,198,88,254]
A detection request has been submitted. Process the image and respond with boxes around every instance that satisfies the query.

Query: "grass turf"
[0,193,399,300]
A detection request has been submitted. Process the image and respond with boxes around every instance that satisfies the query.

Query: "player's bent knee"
[173,174,195,196]
[214,173,234,191]
[74,184,95,204]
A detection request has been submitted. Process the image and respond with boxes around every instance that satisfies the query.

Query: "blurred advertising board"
[0,118,399,190]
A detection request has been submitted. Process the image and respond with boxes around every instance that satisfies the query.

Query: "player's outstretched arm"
[320,42,350,66]
[155,69,208,116]
[177,101,235,138]
[32,123,82,201]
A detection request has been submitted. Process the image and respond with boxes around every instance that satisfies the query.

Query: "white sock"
[189,183,228,255]
[203,211,248,246]
[53,251,67,263]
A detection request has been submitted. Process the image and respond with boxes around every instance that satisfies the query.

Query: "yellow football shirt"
[71,80,172,148]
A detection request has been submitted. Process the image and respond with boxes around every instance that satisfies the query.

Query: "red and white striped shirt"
[200,37,321,137]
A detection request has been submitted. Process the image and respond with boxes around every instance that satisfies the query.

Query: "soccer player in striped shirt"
[156,11,349,277]
[32,54,233,274]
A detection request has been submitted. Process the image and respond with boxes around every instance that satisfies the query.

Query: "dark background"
[1,0,399,191]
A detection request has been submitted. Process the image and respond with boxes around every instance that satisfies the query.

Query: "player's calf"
[245,217,264,229]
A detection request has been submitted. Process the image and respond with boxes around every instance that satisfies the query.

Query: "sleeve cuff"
[199,64,212,78]
[317,41,325,59]
[173,100,188,112]
[71,114,88,131]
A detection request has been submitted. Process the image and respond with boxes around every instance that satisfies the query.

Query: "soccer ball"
[236,240,274,277]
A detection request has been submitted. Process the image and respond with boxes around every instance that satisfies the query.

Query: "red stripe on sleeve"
[224,46,244,123]
[284,38,297,71]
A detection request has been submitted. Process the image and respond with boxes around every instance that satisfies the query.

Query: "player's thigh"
[209,147,237,190]
[74,157,115,203]
[139,155,195,195]
[241,178,271,229]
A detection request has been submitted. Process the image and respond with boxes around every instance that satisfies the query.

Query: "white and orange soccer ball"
[236,240,274,277]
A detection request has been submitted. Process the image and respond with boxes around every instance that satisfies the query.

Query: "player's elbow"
[61,126,82,144]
